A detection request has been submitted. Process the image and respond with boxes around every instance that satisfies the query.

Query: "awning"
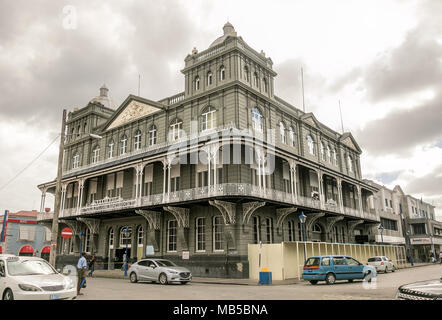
[19,245,34,254]
[41,246,51,254]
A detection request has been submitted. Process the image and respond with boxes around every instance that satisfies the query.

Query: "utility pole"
[49,109,67,267]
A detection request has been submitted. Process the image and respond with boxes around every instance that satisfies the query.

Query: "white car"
[0,254,77,300]
[367,256,396,273]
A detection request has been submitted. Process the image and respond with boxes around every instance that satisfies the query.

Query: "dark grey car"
[128,259,192,285]
[396,277,442,300]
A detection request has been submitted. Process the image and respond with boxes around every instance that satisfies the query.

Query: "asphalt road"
[76,264,442,300]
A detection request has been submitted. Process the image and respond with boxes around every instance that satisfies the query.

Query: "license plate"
[50,294,61,300]
[309,270,312,272]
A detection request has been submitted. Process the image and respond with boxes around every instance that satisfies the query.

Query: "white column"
[40,190,46,213]
[262,157,266,191]
[357,186,363,215]
[163,163,167,197]
[77,180,85,214]
[317,171,324,208]
[167,164,171,195]
[208,151,211,188]
[257,156,262,189]
[135,167,139,199]
[337,179,343,213]
[139,166,144,198]
[213,151,217,186]
[293,165,298,202]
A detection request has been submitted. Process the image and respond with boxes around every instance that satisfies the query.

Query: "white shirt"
[77,256,87,269]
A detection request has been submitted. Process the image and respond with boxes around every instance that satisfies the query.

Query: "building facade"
[0,210,52,260]
[37,23,382,278]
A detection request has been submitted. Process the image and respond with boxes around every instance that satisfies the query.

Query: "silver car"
[367,256,396,273]
[128,259,192,285]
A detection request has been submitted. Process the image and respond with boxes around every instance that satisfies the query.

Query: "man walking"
[88,254,96,277]
[77,252,87,295]
[439,252,442,264]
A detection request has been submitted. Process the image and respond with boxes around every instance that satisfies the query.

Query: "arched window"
[220,66,225,81]
[134,130,142,150]
[120,135,127,155]
[92,146,100,164]
[288,220,295,241]
[108,139,114,159]
[265,218,273,243]
[253,72,259,87]
[207,71,212,86]
[167,220,177,252]
[333,149,338,165]
[201,106,216,131]
[279,122,286,144]
[263,78,268,93]
[252,107,263,132]
[148,125,157,146]
[313,224,322,233]
[289,127,295,147]
[169,119,183,141]
[72,153,80,169]
[195,76,200,91]
[137,226,143,246]
[196,217,206,252]
[320,142,325,161]
[213,216,224,251]
[108,228,114,249]
[119,226,132,248]
[348,155,353,172]
[326,145,331,162]
[307,135,315,155]
[244,66,249,82]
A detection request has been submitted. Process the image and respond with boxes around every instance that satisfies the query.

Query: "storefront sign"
[145,245,154,255]
[182,251,189,260]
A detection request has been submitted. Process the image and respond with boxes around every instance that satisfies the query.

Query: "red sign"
[61,227,73,239]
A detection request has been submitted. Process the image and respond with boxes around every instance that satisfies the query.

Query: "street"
[76,264,442,300]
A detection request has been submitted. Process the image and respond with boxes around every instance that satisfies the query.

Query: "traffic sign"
[61,227,73,239]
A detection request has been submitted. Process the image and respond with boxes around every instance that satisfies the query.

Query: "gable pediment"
[342,136,357,150]
[105,97,164,131]
[340,133,362,153]
[301,113,320,128]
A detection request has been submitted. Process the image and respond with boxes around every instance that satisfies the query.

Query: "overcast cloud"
[0,0,441,219]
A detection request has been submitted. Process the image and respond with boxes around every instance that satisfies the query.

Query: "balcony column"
[167,163,171,196]
[162,163,167,197]
[139,165,144,199]
[357,186,363,216]
[77,179,85,215]
[212,150,217,187]
[208,150,211,189]
[40,189,46,213]
[317,171,324,209]
[337,178,343,213]
[135,166,139,199]
[262,157,266,192]
[257,155,262,190]
[61,184,67,217]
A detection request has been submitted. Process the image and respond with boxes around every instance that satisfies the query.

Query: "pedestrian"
[88,254,96,277]
[77,252,87,296]
[439,252,442,264]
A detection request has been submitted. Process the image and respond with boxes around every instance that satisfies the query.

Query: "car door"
[384,257,393,269]
[345,257,364,279]
[0,260,6,293]
[144,260,159,280]
[332,257,348,279]
[136,260,149,280]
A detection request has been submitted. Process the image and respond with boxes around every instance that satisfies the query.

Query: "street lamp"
[299,212,307,263]
[378,224,384,255]
[123,227,131,277]
[406,230,414,266]
[78,232,84,258]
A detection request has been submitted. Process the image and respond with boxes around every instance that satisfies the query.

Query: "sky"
[0,0,441,219]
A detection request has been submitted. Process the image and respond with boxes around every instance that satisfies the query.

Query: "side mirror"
[57,268,61,273]
[0,269,4,277]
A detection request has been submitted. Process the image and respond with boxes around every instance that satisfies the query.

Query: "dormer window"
[252,107,263,132]
[108,140,114,159]
[207,71,213,86]
[195,76,200,91]
[72,153,80,169]
[134,130,142,150]
[307,135,315,155]
[244,66,249,82]
[348,155,353,172]
[92,146,100,164]
[120,135,127,155]
[220,66,225,81]
[279,122,286,144]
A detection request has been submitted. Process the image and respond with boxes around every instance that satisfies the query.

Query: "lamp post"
[299,212,307,262]
[123,227,131,276]
[378,224,384,255]
[406,230,414,266]
[429,233,435,263]
[78,232,84,257]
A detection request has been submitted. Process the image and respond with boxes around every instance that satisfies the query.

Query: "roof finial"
[100,83,109,97]
[223,21,234,35]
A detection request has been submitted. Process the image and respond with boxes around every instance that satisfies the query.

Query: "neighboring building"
[403,195,442,263]
[364,181,406,245]
[37,22,382,278]
[364,180,442,263]
[0,210,52,260]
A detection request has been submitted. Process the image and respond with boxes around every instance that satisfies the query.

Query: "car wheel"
[348,279,354,283]
[159,273,168,285]
[392,265,396,272]
[309,280,318,285]
[385,267,389,273]
[2,289,14,300]
[180,281,189,285]
[130,272,138,283]
[364,271,372,283]
[325,273,336,285]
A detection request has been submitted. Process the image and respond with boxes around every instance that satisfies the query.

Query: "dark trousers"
[77,268,86,294]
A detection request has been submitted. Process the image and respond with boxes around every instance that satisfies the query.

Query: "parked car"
[367,256,396,273]
[128,258,192,285]
[396,278,442,300]
[302,255,377,285]
[0,254,77,300]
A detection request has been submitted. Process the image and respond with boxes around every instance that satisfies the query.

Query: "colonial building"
[37,23,381,278]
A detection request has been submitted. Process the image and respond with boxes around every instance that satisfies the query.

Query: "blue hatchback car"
[302,255,377,285]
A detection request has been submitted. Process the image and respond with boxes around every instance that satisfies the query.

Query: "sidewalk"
[90,262,434,286]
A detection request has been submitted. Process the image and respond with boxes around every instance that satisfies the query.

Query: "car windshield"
[368,257,381,262]
[7,259,57,276]
[305,257,320,267]
[155,260,176,267]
